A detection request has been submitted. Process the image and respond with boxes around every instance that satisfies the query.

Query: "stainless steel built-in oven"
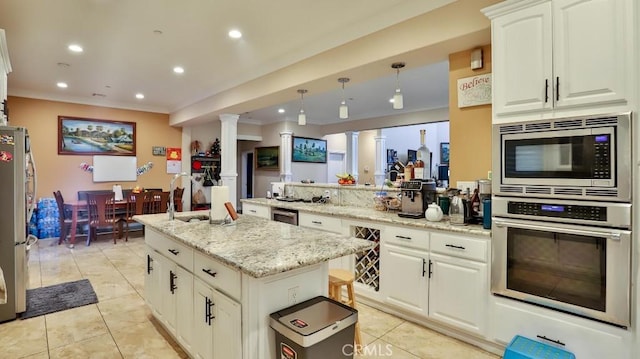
[491,197,631,327]
[493,112,631,202]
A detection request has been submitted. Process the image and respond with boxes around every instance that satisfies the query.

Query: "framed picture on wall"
[292,136,327,163]
[440,142,450,165]
[255,146,280,171]
[58,116,136,155]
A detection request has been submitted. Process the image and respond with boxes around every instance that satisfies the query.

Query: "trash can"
[270,296,358,358]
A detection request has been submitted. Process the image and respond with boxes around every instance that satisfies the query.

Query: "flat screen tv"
[292,136,327,163]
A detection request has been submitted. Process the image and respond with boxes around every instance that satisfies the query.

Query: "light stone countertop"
[133,212,375,278]
[241,198,491,237]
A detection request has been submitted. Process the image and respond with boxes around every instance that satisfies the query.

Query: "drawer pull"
[445,244,466,250]
[168,248,180,256]
[537,335,565,347]
[311,220,322,225]
[202,268,217,278]
[249,209,257,213]
[395,235,412,241]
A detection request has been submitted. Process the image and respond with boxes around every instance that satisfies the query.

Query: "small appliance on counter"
[398,180,436,219]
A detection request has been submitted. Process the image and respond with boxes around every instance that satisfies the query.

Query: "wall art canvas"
[58,116,136,155]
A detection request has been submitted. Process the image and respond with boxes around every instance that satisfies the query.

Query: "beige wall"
[448,45,492,185]
[357,130,378,184]
[7,96,181,201]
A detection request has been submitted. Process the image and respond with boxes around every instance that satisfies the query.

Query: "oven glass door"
[492,218,630,327]
[501,127,615,186]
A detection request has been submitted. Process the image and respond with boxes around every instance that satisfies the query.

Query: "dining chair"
[86,192,122,245]
[53,190,89,245]
[173,187,184,212]
[149,191,170,214]
[122,191,153,239]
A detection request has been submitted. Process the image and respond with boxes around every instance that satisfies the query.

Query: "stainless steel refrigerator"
[0,126,37,322]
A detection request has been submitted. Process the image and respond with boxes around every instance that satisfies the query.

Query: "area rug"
[21,279,98,319]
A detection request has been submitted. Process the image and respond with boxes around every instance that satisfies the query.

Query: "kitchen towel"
[210,186,229,222]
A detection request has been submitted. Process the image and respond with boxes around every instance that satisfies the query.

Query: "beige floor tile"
[97,292,151,332]
[118,267,145,295]
[357,304,404,338]
[40,268,83,287]
[0,316,48,358]
[83,271,137,301]
[356,338,420,359]
[381,321,499,359]
[20,351,50,359]
[111,321,186,359]
[45,304,109,349]
[49,333,122,359]
[28,261,42,289]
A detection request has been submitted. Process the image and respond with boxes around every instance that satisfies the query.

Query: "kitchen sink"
[175,214,210,223]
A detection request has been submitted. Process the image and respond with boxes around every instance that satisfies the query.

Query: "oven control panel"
[593,134,611,179]
[508,201,607,221]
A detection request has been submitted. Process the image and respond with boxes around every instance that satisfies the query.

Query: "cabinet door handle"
[422,258,427,277]
[445,244,466,250]
[428,259,433,278]
[146,255,153,274]
[312,220,322,225]
[169,270,177,294]
[395,235,412,241]
[537,335,565,346]
[544,79,549,103]
[206,297,215,325]
[167,248,179,256]
[202,268,217,278]
[555,77,560,101]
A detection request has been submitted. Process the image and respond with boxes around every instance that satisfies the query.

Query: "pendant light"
[338,77,350,119]
[297,89,308,125]
[391,62,405,110]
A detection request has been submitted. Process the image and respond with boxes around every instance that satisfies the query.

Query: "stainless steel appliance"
[398,180,436,219]
[272,208,298,226]
[491,196,631,327]
[0,126,37,322]
[493,112,631,201]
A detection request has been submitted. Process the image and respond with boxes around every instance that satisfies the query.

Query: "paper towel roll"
[210,186,229,222]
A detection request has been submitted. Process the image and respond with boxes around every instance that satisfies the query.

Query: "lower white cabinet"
[242,203,270,219]
[380,243,428,316]
[192,277,242,359]
[428,252,487,336]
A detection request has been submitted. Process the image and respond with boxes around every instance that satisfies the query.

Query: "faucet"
[169,172,191,220]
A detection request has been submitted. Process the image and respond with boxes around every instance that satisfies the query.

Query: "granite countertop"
[241,198,491,237]
[133,212,375,278]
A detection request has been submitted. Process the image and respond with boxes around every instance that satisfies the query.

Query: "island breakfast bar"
[134,211,374,358]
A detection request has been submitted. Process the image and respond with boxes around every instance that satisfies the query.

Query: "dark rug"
[21,279,98,319]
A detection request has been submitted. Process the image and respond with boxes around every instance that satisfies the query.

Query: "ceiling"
[0,0,457,126]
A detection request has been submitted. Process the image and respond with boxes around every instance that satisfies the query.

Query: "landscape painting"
[255,146,279,171]
[292,136,327,163]
[58,116,136,155]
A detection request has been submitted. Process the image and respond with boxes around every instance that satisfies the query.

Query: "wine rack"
[353,225,380,291]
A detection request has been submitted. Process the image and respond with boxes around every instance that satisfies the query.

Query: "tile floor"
[0,234,501,359]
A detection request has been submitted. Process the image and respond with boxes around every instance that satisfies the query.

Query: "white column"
[345,131,359,181]
[374,133,387,186]
[280,131,293,182]
[219,114,239,208]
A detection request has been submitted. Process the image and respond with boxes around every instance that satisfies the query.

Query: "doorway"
[327,151,346,181]
[241,151,254,199]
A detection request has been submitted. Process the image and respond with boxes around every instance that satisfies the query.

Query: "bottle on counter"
[414,129,431,179]
[404,161,415,180]
[470,188,481,218]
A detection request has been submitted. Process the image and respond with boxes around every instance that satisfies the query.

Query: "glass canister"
[449,194,466,225]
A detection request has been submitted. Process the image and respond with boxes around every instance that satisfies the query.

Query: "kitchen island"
[134,211,374,359]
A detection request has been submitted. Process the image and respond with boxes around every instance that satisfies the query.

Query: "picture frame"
[255,146,280,171]
[58,116,136,156]
[152,146,166,156]
[292,136,327,163]
[440,142,450,165]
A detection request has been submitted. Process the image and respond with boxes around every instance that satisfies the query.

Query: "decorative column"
[374,132,386,186]
[219,114,239,207]
[280,131,293,182]
[345,131,359,182]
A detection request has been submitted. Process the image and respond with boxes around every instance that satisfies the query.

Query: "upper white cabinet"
[0,29,11,125]
[485,0,634,122]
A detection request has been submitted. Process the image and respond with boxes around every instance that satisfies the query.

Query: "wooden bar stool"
[328,268,362,349]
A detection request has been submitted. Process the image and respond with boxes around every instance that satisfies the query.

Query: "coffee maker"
[398,180,437,218]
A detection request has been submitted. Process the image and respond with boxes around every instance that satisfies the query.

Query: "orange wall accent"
[448,45,493,186]
[7,96,182,201]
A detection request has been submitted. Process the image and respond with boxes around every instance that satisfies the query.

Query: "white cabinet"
[487,0,633,122]
[0,29,11,125]
[192,278,242,359]
[299,212,342,234]
[380,243,428,316]
[242,202,270,219]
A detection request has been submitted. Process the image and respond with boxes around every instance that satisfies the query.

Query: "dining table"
[62,199,128,246]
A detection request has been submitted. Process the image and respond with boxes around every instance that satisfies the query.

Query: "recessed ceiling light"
[173,66,184,74]
[135,93,145,99]
[57,82,68,88]
[68,44,83,53]
[228,29,242,39]
[278,108,285,113]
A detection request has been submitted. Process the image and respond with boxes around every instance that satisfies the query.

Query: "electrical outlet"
[288,286,299,305]
[323,190,330,199]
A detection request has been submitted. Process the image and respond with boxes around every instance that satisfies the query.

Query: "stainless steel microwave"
[492,112,632,202]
